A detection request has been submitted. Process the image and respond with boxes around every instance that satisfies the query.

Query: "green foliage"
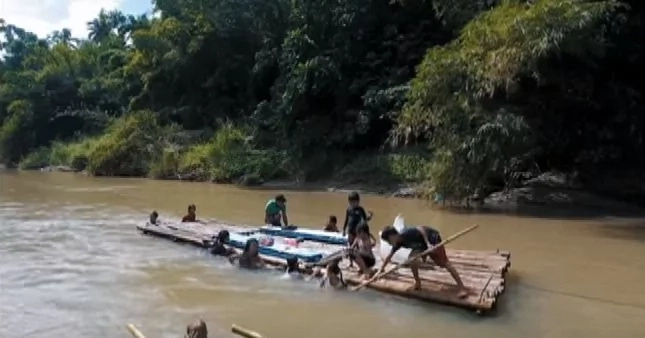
[2,0,645,200]
[0,100,35,164]
[396,0,635,201]
[86,111,162,176]
[177,124,288,182]
[18,147,51,169]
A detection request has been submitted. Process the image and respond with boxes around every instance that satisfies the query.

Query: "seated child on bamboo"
[349,222,377,280]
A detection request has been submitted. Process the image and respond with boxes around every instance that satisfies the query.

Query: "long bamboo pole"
[351,224,479,291]
[126,324,147,338]
[232,324,263,338]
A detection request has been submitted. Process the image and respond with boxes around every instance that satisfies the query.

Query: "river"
[1,170,644,338]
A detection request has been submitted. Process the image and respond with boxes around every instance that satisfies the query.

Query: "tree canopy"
[1,0,643,200]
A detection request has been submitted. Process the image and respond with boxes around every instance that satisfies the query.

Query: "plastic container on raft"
[259,236,275,247]
[284,238,299,248]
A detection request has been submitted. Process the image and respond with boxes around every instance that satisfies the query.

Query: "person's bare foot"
[457,288,469,298]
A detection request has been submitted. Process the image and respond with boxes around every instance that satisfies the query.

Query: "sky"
[0,0,154,39]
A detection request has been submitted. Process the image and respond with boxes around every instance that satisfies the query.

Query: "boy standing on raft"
[265,194,289,227]
[380,225,469,298]
[342,192,373,245]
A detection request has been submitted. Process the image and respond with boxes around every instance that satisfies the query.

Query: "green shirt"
[265,199,285,216]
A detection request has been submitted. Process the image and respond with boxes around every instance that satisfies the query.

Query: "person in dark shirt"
[380,225,468,298]
[209,230,236,257]
[342,192,373,245]
[181,204,203,223]
[323,215,339,232]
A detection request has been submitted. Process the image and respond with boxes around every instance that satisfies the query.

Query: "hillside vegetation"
[1,0,643,203]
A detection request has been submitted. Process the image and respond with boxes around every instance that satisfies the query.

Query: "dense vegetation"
[1,0,643,202]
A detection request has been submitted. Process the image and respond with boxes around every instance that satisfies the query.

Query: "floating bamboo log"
[136,221,510,312]
[232,324,263,338]
[126,324,146,338]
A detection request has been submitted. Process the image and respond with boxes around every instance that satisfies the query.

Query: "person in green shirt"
[265,194,289,227]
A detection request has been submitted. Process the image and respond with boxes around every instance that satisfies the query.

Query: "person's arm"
[369,234,377,248]
[378,250,395,274]
[366,210,373,221]
[282,210,289,227]
[342,209,349,236]
[417,227,432,248]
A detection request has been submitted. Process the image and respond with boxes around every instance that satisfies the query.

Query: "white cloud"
[1,0,123,38]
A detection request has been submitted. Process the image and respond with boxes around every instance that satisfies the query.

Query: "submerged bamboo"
[126,324,146,338]
[232,324,263,338]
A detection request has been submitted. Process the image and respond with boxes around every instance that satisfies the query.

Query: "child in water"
[238,239,265,269]
[323,215,339,232]
[209,230,236,257]
[321,260,346,289]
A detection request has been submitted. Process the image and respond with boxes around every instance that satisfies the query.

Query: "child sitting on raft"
[181,204,203,223]
[237,239,266,269]
[209,230,236,257]
[149,211,159,225]
[323,215,339,232]
[349,223,377,280]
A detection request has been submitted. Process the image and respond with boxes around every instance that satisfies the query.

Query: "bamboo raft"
[136,221,511,313]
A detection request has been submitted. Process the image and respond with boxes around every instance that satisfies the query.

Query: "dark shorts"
[361,254,376,268]
[350,251,375,268]
[267,214,282,227]
[411,246,448,267]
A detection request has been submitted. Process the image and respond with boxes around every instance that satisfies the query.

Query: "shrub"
[178,124,288,182]
[148,148,181,179]
[18,147,51,169]
[86,111,162,176]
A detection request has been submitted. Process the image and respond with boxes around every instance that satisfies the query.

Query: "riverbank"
[9,164,644,215]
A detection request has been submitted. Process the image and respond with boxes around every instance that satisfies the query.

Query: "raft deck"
[136,221,511,313]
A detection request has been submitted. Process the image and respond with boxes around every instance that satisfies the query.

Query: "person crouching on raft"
[265,194,289,227]
[323,215,339,232]
[350,223,377,279]
[380,225,469,298]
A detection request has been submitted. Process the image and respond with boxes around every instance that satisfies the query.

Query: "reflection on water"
[1,171,644,338]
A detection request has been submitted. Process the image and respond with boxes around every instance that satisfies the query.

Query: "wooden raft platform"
[136,221,511,313]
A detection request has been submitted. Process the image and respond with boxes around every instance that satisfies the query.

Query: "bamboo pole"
[232,324,263,338]
[351,224,479,291]
[126,324,147,338]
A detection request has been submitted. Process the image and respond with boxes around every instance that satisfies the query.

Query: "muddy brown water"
[1,171,644,338]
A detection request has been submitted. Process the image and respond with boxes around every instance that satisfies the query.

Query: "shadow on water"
[440,202,645,220]
[594,221,645,242]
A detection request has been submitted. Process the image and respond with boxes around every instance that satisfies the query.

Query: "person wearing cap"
[265,194,289,227]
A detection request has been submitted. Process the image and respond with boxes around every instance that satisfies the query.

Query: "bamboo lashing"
[232,324,263,338]
[351,224,480,291]
[126,324,147,338]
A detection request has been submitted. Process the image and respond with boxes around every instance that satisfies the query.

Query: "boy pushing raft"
[379,225,469,298]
